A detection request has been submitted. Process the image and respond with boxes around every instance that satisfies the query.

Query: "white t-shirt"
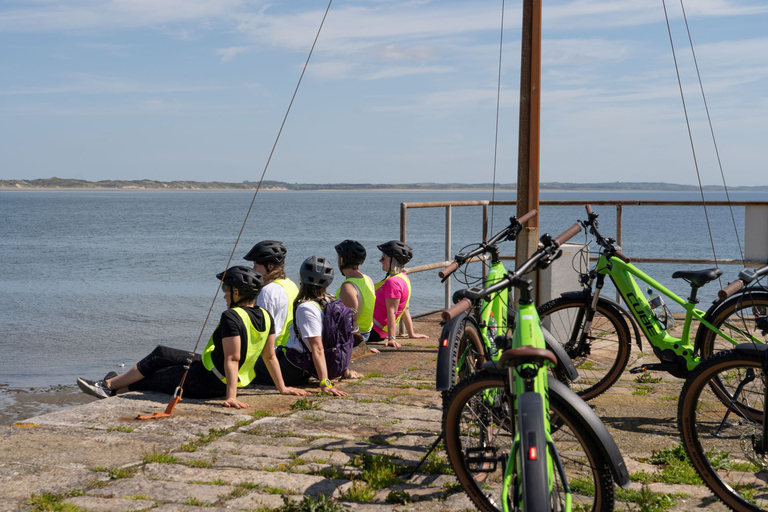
[285,302,324,353]
[257,282,290,338]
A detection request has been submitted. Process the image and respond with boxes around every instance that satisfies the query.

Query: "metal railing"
[399,199,768,309]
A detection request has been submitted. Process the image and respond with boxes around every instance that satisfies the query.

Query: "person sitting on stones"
[76,266,306,409]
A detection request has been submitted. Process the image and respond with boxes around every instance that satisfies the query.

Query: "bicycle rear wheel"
[538,296,631,401]
[442,370,615,512]
[678,350,768,512]
[699,291,768,359]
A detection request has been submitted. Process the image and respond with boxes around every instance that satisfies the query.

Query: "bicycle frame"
[502,299,563,512]
[595,254,743,372]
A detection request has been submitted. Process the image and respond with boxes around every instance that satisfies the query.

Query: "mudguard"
[549,379,631,488]
[556,290,641,351]
[435,312,477,392]
[734,342,768,355]
[542,326,580,382]
[436,312,580,392]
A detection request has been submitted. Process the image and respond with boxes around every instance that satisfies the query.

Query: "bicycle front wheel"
[678,350,768,512]
[699,291,768,359]
[449,318,486,390]
[442,371,615,512]
[538,296,631,400]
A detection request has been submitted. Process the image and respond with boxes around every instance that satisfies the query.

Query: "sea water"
[0,189,763,388]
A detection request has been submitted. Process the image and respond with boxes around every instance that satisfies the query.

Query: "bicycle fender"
[557,291,641,351]
[549,379,631,488]
[518,392,550,512]
[435,312,481,391]
[734,342,768,355]
[542,326,580,382]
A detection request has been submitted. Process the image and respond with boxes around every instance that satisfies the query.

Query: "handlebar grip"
[439,261,460,279]
[614,250,631,263]
[719,280,745,301]
[554,223,583,246]
[585,204,593,215]
[441,298,472,322]
[518,209,538,225]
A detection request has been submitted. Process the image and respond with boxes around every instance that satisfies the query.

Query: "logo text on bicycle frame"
[626,292,658,336]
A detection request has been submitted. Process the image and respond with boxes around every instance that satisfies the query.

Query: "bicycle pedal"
[465,446,500,471]
[631,363,680,373]
[629,366,647,374]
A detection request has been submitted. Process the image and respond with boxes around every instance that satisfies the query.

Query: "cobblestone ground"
[0,314,732,511]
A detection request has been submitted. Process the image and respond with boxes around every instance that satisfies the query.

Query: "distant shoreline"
[2,178,767,193]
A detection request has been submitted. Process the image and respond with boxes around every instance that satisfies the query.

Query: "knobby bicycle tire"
[538,296,632,401]
[678,349,768,512]
[442,370,615,512]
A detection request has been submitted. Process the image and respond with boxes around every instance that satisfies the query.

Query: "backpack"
[285,298,355,380]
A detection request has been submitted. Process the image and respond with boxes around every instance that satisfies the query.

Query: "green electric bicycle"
[442,221,630,512]
[435,209,578,393]
[539,204,768,400]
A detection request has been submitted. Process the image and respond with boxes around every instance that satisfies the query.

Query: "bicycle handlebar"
[718,280,745,300]
[441,298,472,322]
[438,209,538,281]
[555,223,582,245]
[717,263,768,300]
[438,261,460,279]
[517,209,538,226]
[441,221,579,322]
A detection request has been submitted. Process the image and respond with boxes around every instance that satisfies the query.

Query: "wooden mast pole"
[515,0,542,299]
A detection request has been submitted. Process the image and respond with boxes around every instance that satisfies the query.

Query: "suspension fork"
[568,274,603,352]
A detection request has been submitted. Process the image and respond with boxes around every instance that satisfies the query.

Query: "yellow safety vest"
[335,274,375,333]
[273,278,299,346]
[202,307,271,387]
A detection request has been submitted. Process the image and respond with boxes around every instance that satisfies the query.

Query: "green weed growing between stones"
[26,492,88,512]
[278,494,344,511]
[634,373,663,384]
[386,489,413,504]
[291,398,320,411]
[339,480,376,502]
[107,425,135,433]
[141,447,178,464]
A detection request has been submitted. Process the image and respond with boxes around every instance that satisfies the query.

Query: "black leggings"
[129,345,226,399]
[368,330,385,342]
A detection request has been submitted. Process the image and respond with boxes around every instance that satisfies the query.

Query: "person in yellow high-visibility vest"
[76,266,306,408]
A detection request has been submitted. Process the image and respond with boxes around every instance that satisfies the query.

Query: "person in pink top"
[370,240,429,348]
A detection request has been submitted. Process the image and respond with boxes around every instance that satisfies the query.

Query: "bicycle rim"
[701,292,768,358]
[443,371,614,511]
[679,350,768,511]
[538,297,631,400]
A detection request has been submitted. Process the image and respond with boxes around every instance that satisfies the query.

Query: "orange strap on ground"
[136,388,182,420]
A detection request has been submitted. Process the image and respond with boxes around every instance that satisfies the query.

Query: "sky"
[1,0,767,186]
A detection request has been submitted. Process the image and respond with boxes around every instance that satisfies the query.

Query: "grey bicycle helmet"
[243,240,287,265]
[300,256,334,288]
[377,240,413,264]
[335,239,367,268]
[216,266,264,297]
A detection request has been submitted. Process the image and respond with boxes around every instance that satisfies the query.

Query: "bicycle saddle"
[671,268,722,287]
[498,347,557,368]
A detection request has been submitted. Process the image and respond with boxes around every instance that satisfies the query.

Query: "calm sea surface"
[1,189,765,389]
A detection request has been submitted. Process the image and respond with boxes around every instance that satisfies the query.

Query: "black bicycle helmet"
[377,240,413,264]
[216,266,264,296]
[243,240,287,265]
[300,256,334,288]
[335,239,367,268]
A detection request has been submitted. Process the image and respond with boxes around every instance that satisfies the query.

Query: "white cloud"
[0,74,254,95]
[217,46,251,63]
